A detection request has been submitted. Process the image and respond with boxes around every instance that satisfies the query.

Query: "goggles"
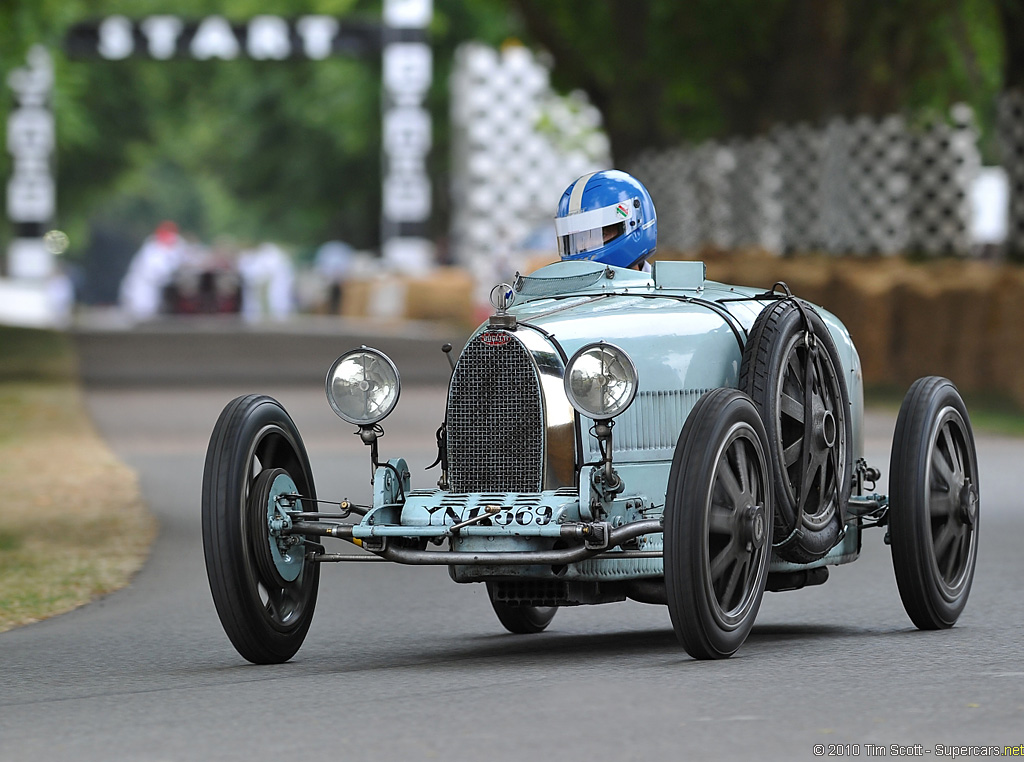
[555,198,638,258]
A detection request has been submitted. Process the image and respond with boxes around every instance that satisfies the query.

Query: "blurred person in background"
[313,240,354,314]
[163,236,246,315]
[238,241,295,322]
[118,221,185,320]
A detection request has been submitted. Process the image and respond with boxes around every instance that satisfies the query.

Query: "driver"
[554,170,658,272]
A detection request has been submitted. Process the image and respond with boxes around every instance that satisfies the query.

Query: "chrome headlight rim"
[325,346,401,426]
[563,341,638,421]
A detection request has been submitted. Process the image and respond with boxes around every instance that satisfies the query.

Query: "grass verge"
[0,326,155,633]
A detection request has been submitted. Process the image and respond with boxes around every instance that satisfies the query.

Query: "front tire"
[664,388,773,659]
[889,377,979,630]
[202,395,320,663]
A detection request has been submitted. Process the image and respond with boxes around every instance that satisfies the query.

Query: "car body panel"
[357,259,867,581]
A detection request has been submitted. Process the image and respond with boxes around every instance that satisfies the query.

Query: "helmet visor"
[555,199,637,258]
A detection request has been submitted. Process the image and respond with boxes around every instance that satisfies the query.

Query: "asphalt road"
[1,378,1022,761]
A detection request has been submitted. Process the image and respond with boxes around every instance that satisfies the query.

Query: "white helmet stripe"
[554,200,635,236]
[568,172,598,214]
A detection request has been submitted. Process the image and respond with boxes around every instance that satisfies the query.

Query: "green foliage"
[511,0,1009,158]
[0,0,1014,261]
[1,0,388,254]
[0,0,530,257]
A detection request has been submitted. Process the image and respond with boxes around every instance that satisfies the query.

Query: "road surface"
[1,380,1022,761]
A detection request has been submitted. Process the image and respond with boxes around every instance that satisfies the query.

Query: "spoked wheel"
[889,377,979,630]
[486,582,557,634]
[664,388,773,659]
[740,299,852,563]
[202,394,320,663]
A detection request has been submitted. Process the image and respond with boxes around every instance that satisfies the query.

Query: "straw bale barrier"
[339,253,1024,408]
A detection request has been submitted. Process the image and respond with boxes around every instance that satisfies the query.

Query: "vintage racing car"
[202,259,980,663]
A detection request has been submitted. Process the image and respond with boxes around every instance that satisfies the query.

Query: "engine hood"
[502,261,757,397]
[471,260,863,463]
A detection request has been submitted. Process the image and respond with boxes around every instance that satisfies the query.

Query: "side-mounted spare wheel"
[202,394,320,664]
[739,298,852,563]
[664,388,773,659]
[889,377,979,629]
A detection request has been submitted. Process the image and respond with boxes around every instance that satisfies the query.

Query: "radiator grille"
[447,331,544,492]
[610,388,713,451]
[583,388,712,461]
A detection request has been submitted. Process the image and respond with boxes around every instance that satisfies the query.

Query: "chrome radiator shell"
[446,327,575,492]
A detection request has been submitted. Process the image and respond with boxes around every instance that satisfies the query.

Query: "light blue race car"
[202,259,980,663]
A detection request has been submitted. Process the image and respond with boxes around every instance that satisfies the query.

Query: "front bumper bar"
[291,518,664,566]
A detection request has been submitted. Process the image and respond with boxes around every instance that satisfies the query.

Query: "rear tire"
[889,377,979,629]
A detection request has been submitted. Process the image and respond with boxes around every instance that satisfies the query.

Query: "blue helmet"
[554,170,657,268]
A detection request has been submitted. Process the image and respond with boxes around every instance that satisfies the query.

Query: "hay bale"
[989,269,1024,408]
[403,268,475,325]
[826,260,900,387]
[340,278,373,318]
[889,267,947,387]
[941,263,1001,393]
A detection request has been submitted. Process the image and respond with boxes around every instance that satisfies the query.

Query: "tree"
[0,0,525,260]
[510,0,1006,159]
[999,0,1024,89]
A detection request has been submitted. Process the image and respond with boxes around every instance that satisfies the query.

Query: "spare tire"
[739,299,852,563]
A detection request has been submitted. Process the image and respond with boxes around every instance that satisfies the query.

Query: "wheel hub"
[740,504,767,551]
[958,481,978,527]
[263,471,305,583]
[814,406,837,450]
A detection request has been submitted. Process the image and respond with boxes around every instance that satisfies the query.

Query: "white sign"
[384,0,433,28]
[90,15,375,61]
[384,44,432,105]
[384,107,431,155]
[970,166,1009,244]
[140,16,184,60]
[98,16,134,60]
[190,16,240,60]
[6,238,52,280]
[381,1,433,240]
[6,48,55,225]
[7,171,55,223]
[0,276,57,326]
[247,16,291,60]
[295,17,340,60]
[62,11,435,267]
[7,46,54,106]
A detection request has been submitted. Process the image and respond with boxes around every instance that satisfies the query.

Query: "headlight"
[563,342,638,420]
[325,347,401,425]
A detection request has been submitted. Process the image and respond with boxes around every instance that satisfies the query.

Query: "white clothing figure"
[314,240,355,313]
[119,221,185,320]
[314,240,354,282]
[238,242,295,321]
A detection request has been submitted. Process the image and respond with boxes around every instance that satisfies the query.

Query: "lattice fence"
[627,108,982,256]
[449,42,610,280]
[449,45,1013,261]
